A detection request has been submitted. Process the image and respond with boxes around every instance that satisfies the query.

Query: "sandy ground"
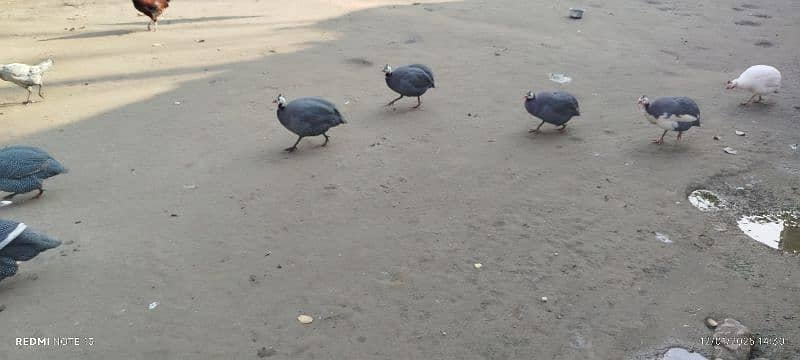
[0,0,798,359]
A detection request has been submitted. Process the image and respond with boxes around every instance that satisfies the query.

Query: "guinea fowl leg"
[740,94,758,106]
[412,97,422,109]
[147,20,152,31]
[32,189,44,199]
[755,95,763,103]
[557,124,568,132]
[321,133,330,147]
[38,84,45,99]
[652,130,668,144]
[528,121,545,134]
[385,95,404,107]
[285,137,303,152]
[677,131,683,141]
[153,20,158,32]
[2,193,17,200]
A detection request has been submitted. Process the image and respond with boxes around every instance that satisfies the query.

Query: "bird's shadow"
[629,137,695,157]
[0,102,26,108]
[100,16,262,26]
[38,29,136,41]
[383,104,426,115]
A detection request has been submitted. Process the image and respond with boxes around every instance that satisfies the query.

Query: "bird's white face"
[637,95,650,108]
[273,94,286,106]
[382,64,392,74]
[524,91,535,100]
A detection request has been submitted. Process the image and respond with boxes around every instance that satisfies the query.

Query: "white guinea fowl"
[726,65,781,105]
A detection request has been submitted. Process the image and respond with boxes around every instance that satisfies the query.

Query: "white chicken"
[0,58,54,104]
[726,65,781,105]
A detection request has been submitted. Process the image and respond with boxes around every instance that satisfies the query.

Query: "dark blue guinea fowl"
[0,219,61,281]
[637,96,701,144]
[383,64,435,108]
[0,146,66,200]
[275,95,346,152]
[524,91,581,133]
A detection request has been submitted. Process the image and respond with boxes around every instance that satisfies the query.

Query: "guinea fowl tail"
[36,58,54,72]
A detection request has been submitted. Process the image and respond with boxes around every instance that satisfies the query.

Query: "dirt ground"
[0,0,798,359]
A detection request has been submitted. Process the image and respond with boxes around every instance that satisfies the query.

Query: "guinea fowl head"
[637,95,650,109]
[726,79,738,90]
[272,94,287,107]
[524,91,535,100]
[382,64,392,74]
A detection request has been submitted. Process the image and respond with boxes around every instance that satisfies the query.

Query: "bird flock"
[0,2,787,282]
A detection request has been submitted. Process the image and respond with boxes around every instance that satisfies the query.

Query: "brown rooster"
[132,0,170,31]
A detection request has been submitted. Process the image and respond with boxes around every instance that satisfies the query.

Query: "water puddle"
[688,190,723,212]
[737,211,800,252]
[660,347,707,360]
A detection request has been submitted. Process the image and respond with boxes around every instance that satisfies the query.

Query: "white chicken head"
[726,79,738,90]
[524,91,535,100]
[382,64,392,74]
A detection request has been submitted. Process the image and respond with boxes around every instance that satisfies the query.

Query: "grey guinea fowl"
[0,146,67,200]
[637,96,700,144]
[524,91,581,133]
[0,219,61,282]
[273,95,346,152]
[382,64,435,108]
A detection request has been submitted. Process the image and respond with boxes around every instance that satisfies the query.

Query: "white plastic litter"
[654,232,673,244]
[548,73,572,84]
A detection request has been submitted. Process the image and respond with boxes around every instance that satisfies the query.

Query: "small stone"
[473,263,482,269]
[0,304,5,312]
[257,347,276,358]
[735,130,746,136]
[705,317,718,329]
[297,315,313,324]
[723,147,738,155]
[712,318,752,360]
[713,135,721,141]
[540,296,548,302]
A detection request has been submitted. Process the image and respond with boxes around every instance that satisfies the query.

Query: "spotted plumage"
[0,219,61,281]
[0,146,67,200]
[637,96,701,144]
[274,95,346,152]
[383,64,435,108]
[524,91,581,133]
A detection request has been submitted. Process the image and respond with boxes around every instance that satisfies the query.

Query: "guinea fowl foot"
[321,134,330,147]
[528,129,541,134]
[651,138,664,145]
[2,193,17,200]
[284,146,297,152]
[557,125,567,133]
[32,189,44,199]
